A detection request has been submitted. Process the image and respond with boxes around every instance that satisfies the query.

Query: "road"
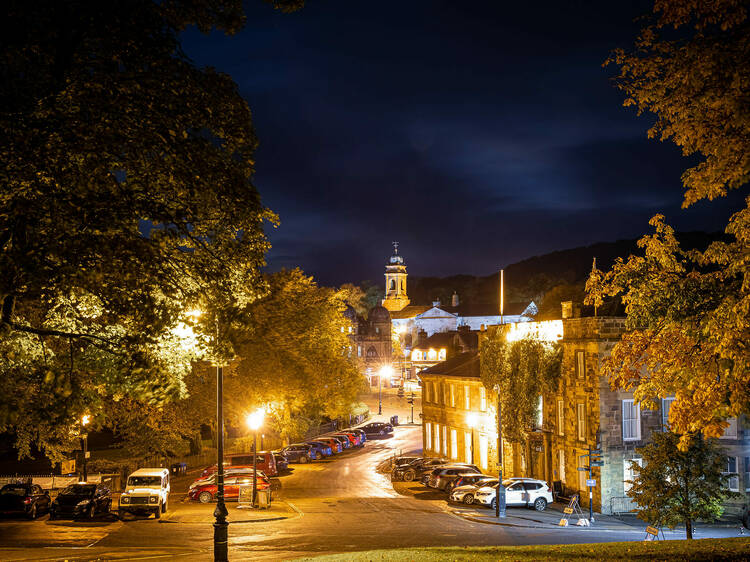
[0,424,742,561]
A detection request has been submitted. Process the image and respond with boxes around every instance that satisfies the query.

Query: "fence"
[0,473,120,491]
[610,496,638,515]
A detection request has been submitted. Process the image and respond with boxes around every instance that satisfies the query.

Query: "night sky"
[182,0,744,286]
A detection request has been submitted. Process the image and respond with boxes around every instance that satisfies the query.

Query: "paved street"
[0,418,744,561]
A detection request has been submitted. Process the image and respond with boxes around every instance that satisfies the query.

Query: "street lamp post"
[81,415,90,482]
[246,409,264,507]
[377,365,393,417]
[214,362,228,562]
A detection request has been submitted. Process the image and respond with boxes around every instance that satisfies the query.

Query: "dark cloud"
[182,0,741,287]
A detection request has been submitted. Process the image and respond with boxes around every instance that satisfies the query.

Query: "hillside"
[405,231,721,310]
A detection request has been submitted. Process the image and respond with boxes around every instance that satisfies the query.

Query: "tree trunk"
[686,518,693,539]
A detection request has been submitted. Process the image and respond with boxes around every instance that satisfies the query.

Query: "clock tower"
[382,242,410,312]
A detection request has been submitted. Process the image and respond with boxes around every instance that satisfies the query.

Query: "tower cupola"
[381,241,410,312]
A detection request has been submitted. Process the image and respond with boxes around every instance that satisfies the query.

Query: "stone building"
[344,304,392,387]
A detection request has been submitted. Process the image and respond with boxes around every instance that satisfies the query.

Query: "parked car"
[330,433,358,447]
[50,482,112,520]
[0,483,51,519]
[449,478,498,504]
[348,428,367,444]
[201,451,278,478]
[359,422,393,436]
[474,478,553,511]
[391,458,447,482]
[332,431,362,447]
[393,456,420,468]
[427,465,481,491]
[312,437,342,454]
[305,441,332,458]
[188,472,270,503]
[280,444,315,463]
[118,468,170,519]
[327,435,350,450]
[273,453,289,473]
[447,474,496,495]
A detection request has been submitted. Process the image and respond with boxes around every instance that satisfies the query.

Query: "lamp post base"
[213,502,229,561]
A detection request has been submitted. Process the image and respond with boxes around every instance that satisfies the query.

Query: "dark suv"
[359,422,393,436]
[392,458,447,482]
[427,465,481,491]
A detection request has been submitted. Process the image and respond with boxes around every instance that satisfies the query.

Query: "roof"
[444,301,534,317]
[129,468,169,476]
[420,351,480,378]
[413,330,478,351]
[389,305,431,319]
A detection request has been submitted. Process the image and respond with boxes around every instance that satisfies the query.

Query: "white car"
[473,478,553,511]
[118,468,170,519]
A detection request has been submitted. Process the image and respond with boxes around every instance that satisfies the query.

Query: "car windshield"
[62,484,96,495]
[128,476,162,487]
[0,485,29,496]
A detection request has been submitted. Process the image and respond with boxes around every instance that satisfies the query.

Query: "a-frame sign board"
[558,495,585,526]
[644,525,665,541]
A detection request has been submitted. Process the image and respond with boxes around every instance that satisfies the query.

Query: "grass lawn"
[303,538,750,561]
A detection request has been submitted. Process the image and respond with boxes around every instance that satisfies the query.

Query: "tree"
[588,0,750,443]
[0,1,302,459]
[627,431,734,539]
[480,332,561,445]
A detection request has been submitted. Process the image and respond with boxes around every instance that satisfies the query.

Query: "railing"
[0,473,120,491]
[610,496,637,515]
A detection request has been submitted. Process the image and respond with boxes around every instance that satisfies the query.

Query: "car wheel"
[463,495,474,505]
[403,470,415,482]
[534,497,547,512]
[28,504,37,519]
[88,505,96,519]
[154,506,161,519]
[491,498,497,511]
[198,491,213,504]
[162,499,168,513]
[299,455,309,464]
[117,509,125,519]
[379,430,385,435]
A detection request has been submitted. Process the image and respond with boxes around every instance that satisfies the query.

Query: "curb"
[450,510,642,532]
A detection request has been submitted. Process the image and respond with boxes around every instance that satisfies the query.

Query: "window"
[577,403,586,441]
[425,422,431,450]
[442,425,447,456]
[479,434,488,470]
[464,385,470,410]
[536,395,543,428]
[433,423,440,452]
[661,397,675,429]
[450,429,458,459]
[724,457,739,492]
[438,348,446,361]
[428,349,437,361]
[366,346,377,358]
[389,279,395,291]
[723,457,740,492]
[720,418,738,439]
[576,350,585,379]
[622,400,641,441]
[464,431,472,463]
[558,449,566,482]
[557,399,564,435]
[480,387,486,411]
[340,326,344,333]
[357,345,361,357]
[443,383,449,405]
[745,457,750,492]
[623,457,643,493]
[348,326,352,333]
[450,384,455,408]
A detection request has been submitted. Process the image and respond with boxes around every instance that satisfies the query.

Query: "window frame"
[576,403,586,442]
[480,387,486,411]
[724,456,740,492]
[575,350,585,379]
[622,399,641,441]
[464,385,470,410]
[661,397,675,429]
[557,399,564,436]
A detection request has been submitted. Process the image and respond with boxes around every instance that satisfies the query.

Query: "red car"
[313,437,342,453]
[188,473,270,503]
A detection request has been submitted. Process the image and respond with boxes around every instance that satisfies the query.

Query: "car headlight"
[120,496,130,504]
[149,496,158,504]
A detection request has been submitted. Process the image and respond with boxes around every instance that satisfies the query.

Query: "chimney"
[451,291,459,307]
[561,301,582,319]
[416,329,427,345]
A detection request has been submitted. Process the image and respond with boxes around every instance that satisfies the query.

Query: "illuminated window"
[464,385,470,410]
[434,424,440,452]
[450,384,455,407]
[357,346,361,357]
[479,434,488,469]
[557,399,564,435]
[411,350,420,361]
[438,348,446,361]
[576,351,585,379]
[464,431,472,463]
[480,387,486,411]
[425,422,432,451]
[427,349,437,361]
[536,396,543,428]
[577,403,586,441]
[442,425,447,456]
[348,326,352,333]
[450,429,457,459]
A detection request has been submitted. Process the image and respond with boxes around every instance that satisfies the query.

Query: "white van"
[118,468,170,518]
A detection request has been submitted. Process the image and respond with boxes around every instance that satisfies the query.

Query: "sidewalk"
[161,499,297,524]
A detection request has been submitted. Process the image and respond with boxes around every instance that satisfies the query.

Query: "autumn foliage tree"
[587,0,750,443]
[0,1,304,460]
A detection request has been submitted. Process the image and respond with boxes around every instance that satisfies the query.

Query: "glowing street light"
[246,408,265,506]
[377,365,393,416]
[81,414,90,482]
[466,412,479,464]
